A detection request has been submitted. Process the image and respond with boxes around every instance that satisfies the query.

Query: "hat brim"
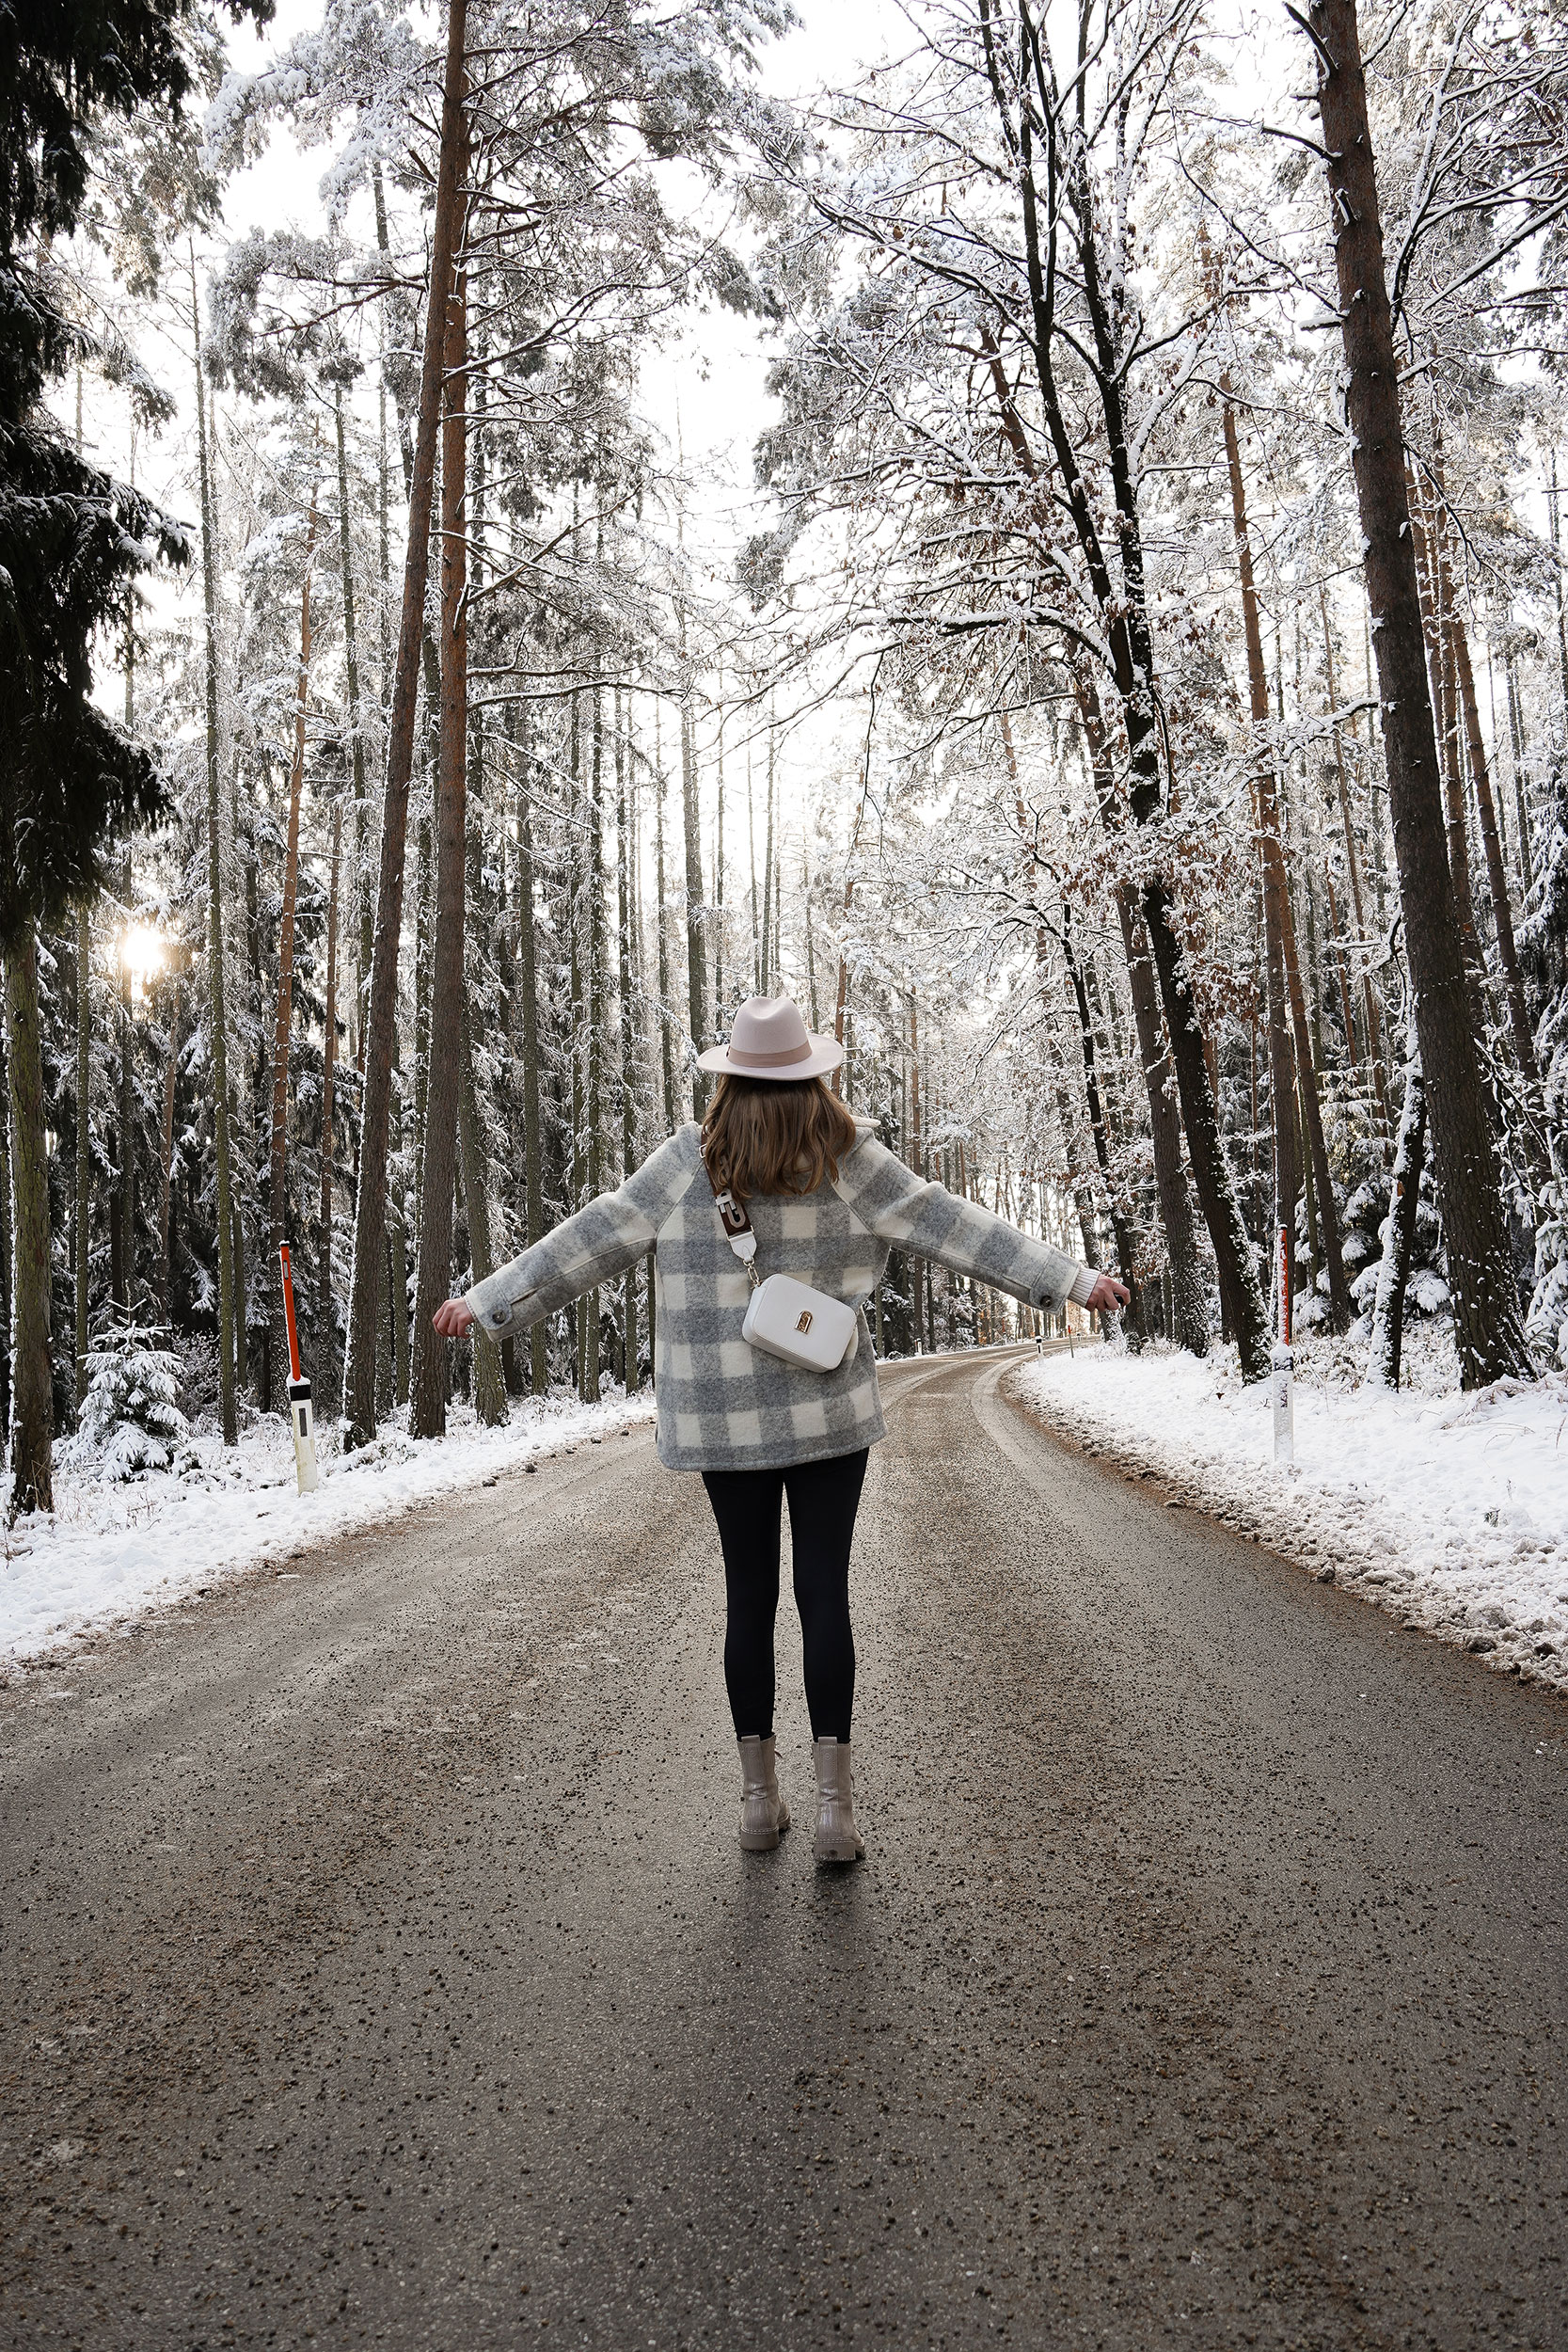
[696,1034,845,1080]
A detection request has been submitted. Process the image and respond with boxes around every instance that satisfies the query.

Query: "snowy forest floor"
[1012,1332,1568,1698]
[0,1390,657,1674]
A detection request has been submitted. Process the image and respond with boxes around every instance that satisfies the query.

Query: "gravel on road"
[1,1344,1563,2351]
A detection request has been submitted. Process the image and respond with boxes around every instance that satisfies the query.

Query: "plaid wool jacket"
[465,1122,1094,1472]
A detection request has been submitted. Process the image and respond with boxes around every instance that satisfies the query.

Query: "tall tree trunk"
[1551,451,1568,720]
[268,488,319,1410]
[582,609,606,1404]
[1307,0,1531,1385]
[457,995,506,1423]
[679,628,708,1110]
[616,686,640,1387]
[1437,523,1541,1096]
[5,926,53,1516]
[760,723,775,994]
[1115,885,1210,1353]
[1222,392,1350,1328]
[157,991,177,1322]
[982,349,1220,1355]
[1069,683,1218,1351]
[1063,904,1143,1329]
[318,796,341,1408]
[1366,1059,1426,1391]
[1505,651,1533,895]
[117,857,135,1314]
[333,385,371,1087]
[193,278,237,1444]
[409,263,469,1440]
[713,695,725,1023]
[987,129,1272,1374]
[343,0,469,1446]
[1320,590,1389,1129]
[515,721,546,1393]
[74,904,90,1401]
[654,720,677,1131]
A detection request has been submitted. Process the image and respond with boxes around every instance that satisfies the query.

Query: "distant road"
[2,1343,1563,2348]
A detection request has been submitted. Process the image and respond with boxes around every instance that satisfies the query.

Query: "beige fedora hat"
[697,994,844,1081]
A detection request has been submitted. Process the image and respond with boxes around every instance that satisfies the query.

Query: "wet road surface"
[1,1343,1564,2350]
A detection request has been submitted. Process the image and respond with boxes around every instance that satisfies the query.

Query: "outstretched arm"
[432,1130,696,1341]
[836,1137,1127,1315]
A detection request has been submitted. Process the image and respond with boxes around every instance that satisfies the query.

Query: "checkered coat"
[465,1122,1092,1472]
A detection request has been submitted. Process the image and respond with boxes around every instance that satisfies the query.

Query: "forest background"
[8,0,1568,1520]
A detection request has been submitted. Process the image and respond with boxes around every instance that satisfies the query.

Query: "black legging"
[702,1449,869,1744]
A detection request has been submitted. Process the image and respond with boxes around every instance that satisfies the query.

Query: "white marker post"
[1272,1221,1294,1466]
[278,1243,320,1495]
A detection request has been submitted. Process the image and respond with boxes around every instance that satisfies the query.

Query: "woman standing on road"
[434,996,1128,1865]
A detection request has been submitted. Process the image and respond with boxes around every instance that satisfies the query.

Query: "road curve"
[1,1343,1563,2350]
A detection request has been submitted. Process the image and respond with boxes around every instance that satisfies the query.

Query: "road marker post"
[278,1244,320,1495]
[1272,1221,1294,1466]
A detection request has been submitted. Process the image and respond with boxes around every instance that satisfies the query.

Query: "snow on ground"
[1011,1332,1568,1694]
[0,1390,657,1675]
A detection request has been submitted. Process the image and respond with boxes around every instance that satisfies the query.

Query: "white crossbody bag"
[710,1179,859,1373]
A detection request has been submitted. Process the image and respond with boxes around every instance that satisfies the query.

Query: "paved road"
[1,1345,1564,2352]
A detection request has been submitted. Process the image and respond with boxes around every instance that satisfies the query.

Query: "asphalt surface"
[1,1343,1564,2352]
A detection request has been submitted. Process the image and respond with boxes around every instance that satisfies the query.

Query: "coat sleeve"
[833,1136,1096,1312]
[463,1130,699,1338]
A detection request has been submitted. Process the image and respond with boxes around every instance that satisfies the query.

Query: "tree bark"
[117,858,135,1315]
[268,487,319,1410]
[1306,0,1531,1385]
[74,904,91,1400]
[654,721,677,1132]
[616,686,640,1387]
[1319,586,1388,1126]
[457,994,506,1423]
[1115,885,1209,1354]
[194,284,237,1443]
[342,0,469,1446]
[318,795,341,1407]
[582,629,606,1404]
[1062,905,1143,1330]
[157,990,177,1322]
[6,925,54,1517]
[678,623,708,1110]
[409,263,469,1440]
[1366,1059,1426,1391]
[514,721,546,1394]
[1438,530,1541,1092]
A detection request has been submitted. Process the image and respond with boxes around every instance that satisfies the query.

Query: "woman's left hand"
[1085,1273,1131,1313]
[433,1298,477,1338]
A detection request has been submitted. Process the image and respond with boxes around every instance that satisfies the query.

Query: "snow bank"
[1011,1340,1568,1693]
[1,1391,657,1674]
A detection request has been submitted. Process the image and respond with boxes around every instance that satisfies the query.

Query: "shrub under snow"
[69,1323,191,1482]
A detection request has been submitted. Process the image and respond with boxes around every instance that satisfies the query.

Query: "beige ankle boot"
[736,1735,790,1851]
[812,1737,864,1864]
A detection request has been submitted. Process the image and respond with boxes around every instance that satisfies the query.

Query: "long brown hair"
[701,1073,859,1202]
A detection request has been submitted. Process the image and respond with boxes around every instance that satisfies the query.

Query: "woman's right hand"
[432,1298,477,1339]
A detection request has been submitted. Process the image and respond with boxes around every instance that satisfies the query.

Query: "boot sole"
[738,1810,789,1852]
[813,1836,863,1864]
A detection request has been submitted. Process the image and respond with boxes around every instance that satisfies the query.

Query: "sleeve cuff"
[1067,1264,1100,1309]
[465,1281,515,1335]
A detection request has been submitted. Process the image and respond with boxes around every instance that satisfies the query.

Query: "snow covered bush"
[70,1323,191,1481]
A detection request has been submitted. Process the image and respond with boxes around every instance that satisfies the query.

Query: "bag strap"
[707,1165,761,1290]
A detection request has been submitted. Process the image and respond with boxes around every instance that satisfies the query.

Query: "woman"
[434,995,1128,1865]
